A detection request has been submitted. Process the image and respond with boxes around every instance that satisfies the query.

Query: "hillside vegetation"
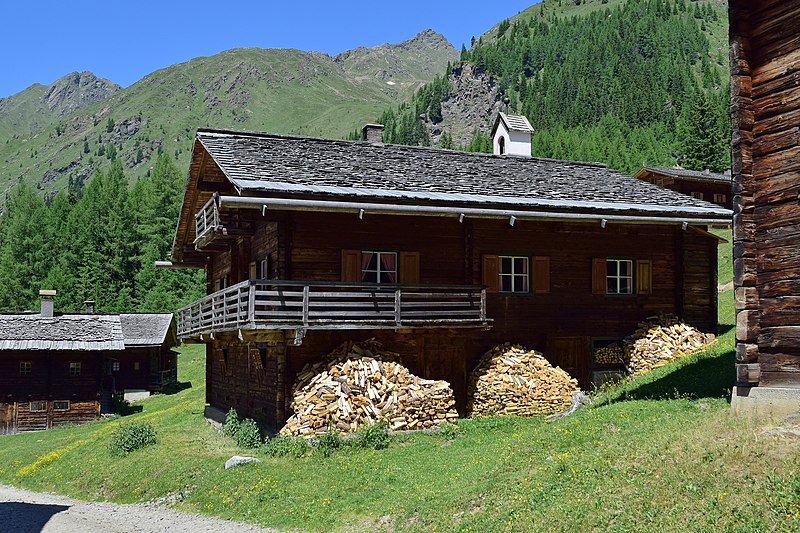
[0,31,457,198]
[380,0,730,175]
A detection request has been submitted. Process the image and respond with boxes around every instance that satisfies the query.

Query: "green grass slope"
[1,241,798,531]
[0,31,457,197]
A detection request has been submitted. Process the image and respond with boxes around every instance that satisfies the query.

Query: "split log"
[624,314,716,375]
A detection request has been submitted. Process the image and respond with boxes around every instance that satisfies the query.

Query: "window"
[134,361,140,371]
[606,259,634,295]
[20,361,31,375]
[690,191,704,200]
[69,362,81,376]
[111,361,120,372]
[361,251,397,284]
[53,400,70,411]
[713,193,727,204]
[498,136,506,155]
[30,401,46,412]
[499,256,529,293]
[258,347,268,370]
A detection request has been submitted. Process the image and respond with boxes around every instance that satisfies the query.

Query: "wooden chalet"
[634,166,733,210]
[170,119,731,433]
[0,292,177,434]
[730,1,800,416]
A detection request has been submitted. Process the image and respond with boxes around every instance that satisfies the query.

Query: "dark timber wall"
[730,0,800,397]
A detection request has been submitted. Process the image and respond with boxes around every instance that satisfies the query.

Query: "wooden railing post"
[394,289,402,326]
[248,282,256,325]
[302,285,310,327]
[480,288,487,322]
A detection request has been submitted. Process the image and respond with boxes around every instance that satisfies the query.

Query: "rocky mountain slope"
[0,30,457,196]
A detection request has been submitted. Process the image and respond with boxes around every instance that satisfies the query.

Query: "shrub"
[223,408,240,438]
[235,418,263,448]
[262,435,308,458]
[439,421,460,441]
[350,420,390,450]
[108,422,157,456]
[316,428,343,457]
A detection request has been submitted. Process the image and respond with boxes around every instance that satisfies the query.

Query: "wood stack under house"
[170,114,731,432]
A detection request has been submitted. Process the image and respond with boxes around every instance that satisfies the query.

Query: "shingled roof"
[120,314,176,347]
[0,313,176,351]
[0,314,125,351]
[493,112,534,133]
[636,166,732,184]
[195,129,731,219]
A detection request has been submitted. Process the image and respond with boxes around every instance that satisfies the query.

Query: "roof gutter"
[217,195,731,226]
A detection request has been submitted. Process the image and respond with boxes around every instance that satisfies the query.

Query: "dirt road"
[0,485,278,533]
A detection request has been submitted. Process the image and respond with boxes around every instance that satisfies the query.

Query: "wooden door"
[546,336,591,390]
[0,403,15,435]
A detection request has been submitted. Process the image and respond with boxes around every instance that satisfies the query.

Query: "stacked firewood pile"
[280,340,457,436]
[593,344,625,365]
[468,344,579,417]
[624,315,716,375]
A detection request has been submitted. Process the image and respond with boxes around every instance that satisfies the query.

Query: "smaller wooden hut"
[0,291,177,434]
[634,166,733,210]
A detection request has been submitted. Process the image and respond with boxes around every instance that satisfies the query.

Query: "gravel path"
[0,485,279,533]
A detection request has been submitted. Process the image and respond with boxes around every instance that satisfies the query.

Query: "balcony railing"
[194,194,252,248]
[176,280,490,339]
[150,368,178,389]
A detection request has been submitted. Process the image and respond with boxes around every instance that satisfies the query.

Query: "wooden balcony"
[176,280,491,340]
[150,368,178,390]
[194,194,252,249]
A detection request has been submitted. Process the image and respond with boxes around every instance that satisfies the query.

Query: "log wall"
[730,0,800,390]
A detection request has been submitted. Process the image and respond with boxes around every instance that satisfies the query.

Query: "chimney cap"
[361,123,385,143]
[39,289,57,297]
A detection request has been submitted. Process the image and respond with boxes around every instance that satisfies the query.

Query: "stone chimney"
[39,290,56,318]
[490,112,534,157]
[362,124,384,143]
[84,300,96,314]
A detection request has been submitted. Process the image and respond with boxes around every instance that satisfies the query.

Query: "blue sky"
[0,1,538,98]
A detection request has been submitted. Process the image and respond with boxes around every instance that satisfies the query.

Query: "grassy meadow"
[1,232,799,531]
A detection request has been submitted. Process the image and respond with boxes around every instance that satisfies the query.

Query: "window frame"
[53,400,70,411]
[713,193,727,204]
[69,362,81,377]
[19,361,31,376]
[30,400,47,412]
[690,191,704,200]
[360,250,398,285]
[606,258,635,295]
[498,255,530,294]
[111,361,120,372]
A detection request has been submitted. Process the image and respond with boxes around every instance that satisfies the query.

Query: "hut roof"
[0,314,125,351]
[120,313,176,347]
[635,166,731,184]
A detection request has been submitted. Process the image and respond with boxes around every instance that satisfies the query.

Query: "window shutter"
[248,261,257,280]
[637,259,652,295]
[341,249,361,282]
[399,252,420,284]
[482,255,500,293]
[592,258,607,295]
[533,256,550,294]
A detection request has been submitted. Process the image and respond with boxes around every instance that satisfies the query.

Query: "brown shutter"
[482,255,500,293]
[532,256,550,294]
[341,249,361,282]
[592,258,607,295]
[637,259,652,295]
[399,252,420,284]
[248,261,257,280]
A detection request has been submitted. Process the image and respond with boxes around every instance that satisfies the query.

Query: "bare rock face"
[426,62,503,147]
[43,72,121,117]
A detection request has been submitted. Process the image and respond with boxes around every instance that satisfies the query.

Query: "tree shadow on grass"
[603,344,736,404]
[159,381,192,395]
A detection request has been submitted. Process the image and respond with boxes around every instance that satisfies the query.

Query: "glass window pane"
[380,271,395,284]
[620,278,631,294]
[515,258,527,273]
[365,253,378,270]
[607,278,617,294]
[607,260,617,276]
[501,257,512,273]
[501,276,512,292]
[362,271,378,283]
[620,260,632,277]
[380,253,397,272]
